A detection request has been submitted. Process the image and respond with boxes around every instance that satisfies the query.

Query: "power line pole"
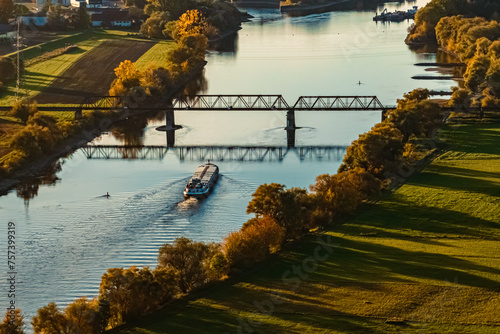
[15,18,21,101]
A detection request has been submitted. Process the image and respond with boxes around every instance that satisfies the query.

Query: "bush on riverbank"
[435,16,500,107]
[99,267,178,328]
[405,0,500,45]
[0,308,24,334]
[31,298,108,334]
[140,0,240,40]
[30,87,450,331]
[0,56,21,93]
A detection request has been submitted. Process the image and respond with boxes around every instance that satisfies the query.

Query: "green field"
[135,40,176,70]
[0,30,158,106]
[109,123,500,334]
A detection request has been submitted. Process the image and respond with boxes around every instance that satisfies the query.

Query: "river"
[0,0,458,325]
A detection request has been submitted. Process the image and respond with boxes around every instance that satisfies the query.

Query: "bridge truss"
[80,145,347,162]
[75,95,387,111]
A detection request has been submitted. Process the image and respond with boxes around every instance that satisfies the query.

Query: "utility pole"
[15,17,21,100]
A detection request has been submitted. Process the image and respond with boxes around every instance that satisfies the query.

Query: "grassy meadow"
[135,40,176,70]
[108,123,500,334]
[0,30,164,106]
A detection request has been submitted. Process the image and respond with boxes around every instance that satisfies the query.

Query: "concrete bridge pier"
[164,108,178,130]
[285,108,296,130]
[166,129,175,147]
[286,129,296,148]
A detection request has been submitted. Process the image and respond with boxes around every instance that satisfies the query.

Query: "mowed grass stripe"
[135,40,176,70]
[108,123,500,333]
[0,30,156,106]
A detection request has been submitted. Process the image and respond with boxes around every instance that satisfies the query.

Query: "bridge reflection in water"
[81,144,347,162]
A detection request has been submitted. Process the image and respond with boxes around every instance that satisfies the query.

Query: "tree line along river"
[0,0,460,327]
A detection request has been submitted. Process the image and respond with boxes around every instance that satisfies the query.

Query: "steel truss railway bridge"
[0,95,390,129]
[1,94,491,129]
[80,145,347,162]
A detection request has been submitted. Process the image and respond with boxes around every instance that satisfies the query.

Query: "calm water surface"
[1,0,457,322]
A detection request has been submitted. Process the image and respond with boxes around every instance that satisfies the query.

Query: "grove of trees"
[405,0,500,45]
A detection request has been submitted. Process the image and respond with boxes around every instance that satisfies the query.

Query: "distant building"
[0,24,16,40]
[36,0,72,7]
[20,14,48,27]
[70,0,103,8]
[91,9,131,27]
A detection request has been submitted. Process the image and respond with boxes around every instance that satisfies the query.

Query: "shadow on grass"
[342,196,500,239]
[445,125,500,155]
[407,167,500,198]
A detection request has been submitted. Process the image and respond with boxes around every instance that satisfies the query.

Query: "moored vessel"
[183,162,219,198]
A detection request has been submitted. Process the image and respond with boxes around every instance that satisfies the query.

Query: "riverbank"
[280,0,352,16]
[0,61,206,196]
[107,121,500,333]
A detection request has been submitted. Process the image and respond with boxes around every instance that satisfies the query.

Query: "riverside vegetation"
[1,1,500,333]
[0,0,239,182]
[4,88,445,333]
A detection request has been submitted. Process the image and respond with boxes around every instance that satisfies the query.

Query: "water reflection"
[81,143,347,162]
[15,162,61,206]
[209,33,239,54]
[111,110,164,146]
[180,72,208,96]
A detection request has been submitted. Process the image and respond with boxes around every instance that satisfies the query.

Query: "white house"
[70,0,103,8]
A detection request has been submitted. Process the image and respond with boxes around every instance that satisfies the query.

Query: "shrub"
[338,123,404,178]
[1,149,27,173]
[0,56,17,87]
[10,124,56,157]
[158,237,219,293]
[99,266,178,327]
[385,97,443,140]
[246,183,312,239]
[140,11,171,39]
[10,101,38,124]
[0,308,24,334]
[223,216,285,269]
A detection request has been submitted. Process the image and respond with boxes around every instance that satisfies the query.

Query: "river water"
[0,0,457,323]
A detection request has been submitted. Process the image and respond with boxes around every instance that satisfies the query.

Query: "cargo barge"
[183,162,219,198]
[373,6,418,22]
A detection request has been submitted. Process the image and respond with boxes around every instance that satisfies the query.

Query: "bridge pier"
[285,108,296,130]
[381,108,389,122]
[75,108,82,120]
[164,109,182,130]
[286,129,296,148]
[166,130,175,147]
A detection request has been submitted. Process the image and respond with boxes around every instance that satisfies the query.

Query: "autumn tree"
[141,66,173,95]
[99,266,177,327]
[167,33,207,74]
[246,183,312,239]
[0,0,14,24]
[46,4,63,30]
[157,237,219,293]
[385,89,443,140]
[0,308,24,334]
[64,298,101,334]
[338,123,404,178]
[109,60,143,96]
[10,101,38,124]
[0,57,18,89]
[144,0,187,19]
[31,303,68,334]
[222,216,285,269]
[140,11,171,39]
